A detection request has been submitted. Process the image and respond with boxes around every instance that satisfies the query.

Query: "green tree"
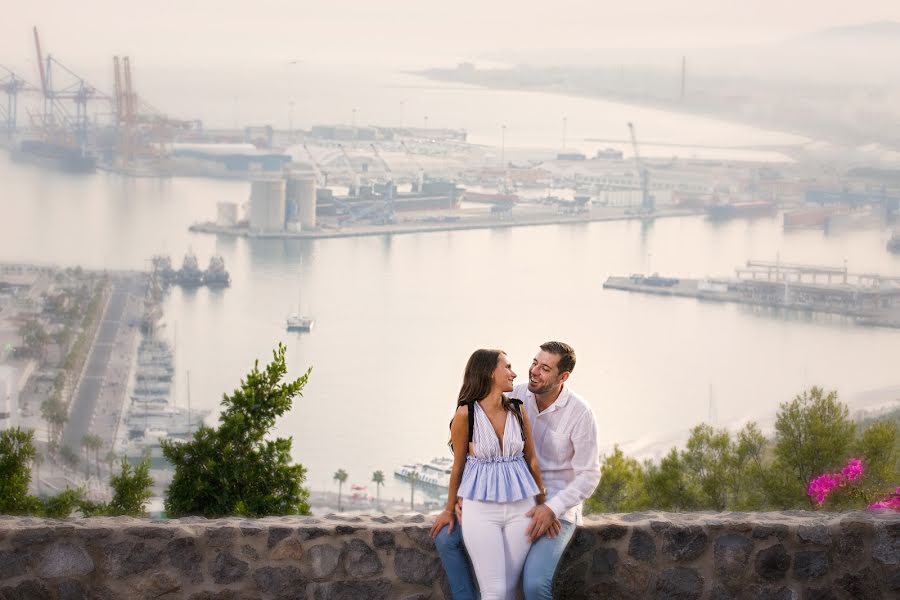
[0,428,37,514]
[732,422,769,510]
[854,419,899,486]
[162,343,311,517]
[334,469,348,512]
[587,445,648,513]
[81,434,103,479]
[40,394,68,443]
[371,470,385,511]
[682,424,734,510]
[643,448,700,511]
[81,458,154,517]
[773,387,856,505]
[19,319,50,360]
[59,445,80,472]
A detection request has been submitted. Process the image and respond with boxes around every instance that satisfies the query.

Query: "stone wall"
[0,511,897,599]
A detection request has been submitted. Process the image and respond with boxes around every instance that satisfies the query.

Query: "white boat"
[286,314,314,331]
[394,456,453,489]
[286,284,314,331]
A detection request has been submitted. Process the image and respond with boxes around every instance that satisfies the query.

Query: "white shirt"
[512,382,601,525]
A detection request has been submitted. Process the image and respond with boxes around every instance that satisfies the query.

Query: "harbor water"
[1,67,898,501]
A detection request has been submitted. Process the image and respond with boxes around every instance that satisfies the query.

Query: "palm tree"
[371,470,385,511]
[409,469,419,511]
[333,469,348,512]
[59,445,79,472]
[83,434,104,479]
[80,435,92,479]
[32,452,44,494]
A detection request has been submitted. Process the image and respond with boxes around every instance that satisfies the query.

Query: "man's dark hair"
[540,341,576,374]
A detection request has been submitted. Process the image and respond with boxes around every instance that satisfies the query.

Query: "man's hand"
[525,504,560,543]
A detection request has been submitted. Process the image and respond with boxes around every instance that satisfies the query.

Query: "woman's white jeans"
[461,497,535,600]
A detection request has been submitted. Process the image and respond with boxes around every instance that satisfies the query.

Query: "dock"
[189,206,704,240]
[603,261,900,328]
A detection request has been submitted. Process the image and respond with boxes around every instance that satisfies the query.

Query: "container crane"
[33,27,106,147]
[338,144,360,196]
[301,143,328,186]
[627,122,654,213]
[370,143,393,183]
[0,66,33,136]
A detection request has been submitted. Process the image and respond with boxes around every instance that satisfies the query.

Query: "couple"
[429,341,601,600]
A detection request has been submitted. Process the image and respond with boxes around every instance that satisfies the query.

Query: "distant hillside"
[792,20,900,43]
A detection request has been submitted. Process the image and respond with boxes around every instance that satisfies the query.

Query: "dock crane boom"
[301,143,328,186]
[338,144,360,196]
[627,122,654,213]
[370,143,393,182]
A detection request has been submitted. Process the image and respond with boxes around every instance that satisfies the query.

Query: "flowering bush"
[868,487,900,510]
[807,457,898,511]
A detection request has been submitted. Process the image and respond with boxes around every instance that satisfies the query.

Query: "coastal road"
[61,276,141,452]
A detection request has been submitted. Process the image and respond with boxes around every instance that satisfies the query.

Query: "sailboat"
[286,286,314,332]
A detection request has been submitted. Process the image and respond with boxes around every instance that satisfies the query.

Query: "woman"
[430,349,546,600]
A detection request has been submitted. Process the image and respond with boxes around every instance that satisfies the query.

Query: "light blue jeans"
[433,518,576,600]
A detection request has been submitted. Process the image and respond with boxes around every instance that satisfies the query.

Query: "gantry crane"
[0,66,34,136]
[627,122,654,213]
[33,27,106,147]
[301,143,328,186]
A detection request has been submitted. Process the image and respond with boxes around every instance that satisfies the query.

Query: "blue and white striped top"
[457,401,540,502]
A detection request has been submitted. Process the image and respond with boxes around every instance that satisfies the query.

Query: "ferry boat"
[394,457,453,490]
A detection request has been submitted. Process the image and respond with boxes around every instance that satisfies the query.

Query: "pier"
[603,261,900,328]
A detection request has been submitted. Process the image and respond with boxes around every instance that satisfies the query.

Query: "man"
[434,341,601,600]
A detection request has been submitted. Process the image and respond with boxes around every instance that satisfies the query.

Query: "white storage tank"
[286,174,317,230]
[216,202,238,227]
[249,179,286,233]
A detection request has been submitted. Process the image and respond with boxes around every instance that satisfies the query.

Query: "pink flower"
[867,496,900,510]
[841,458,864,482]
[807,473,841,506]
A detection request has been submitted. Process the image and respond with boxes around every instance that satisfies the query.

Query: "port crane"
[301,143,328,186]
[627,122,655,213]
[0,66,35,135]
[338,143,361,196]
[33,27,106,147]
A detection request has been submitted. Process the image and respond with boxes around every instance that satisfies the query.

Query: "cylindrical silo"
[249,179,286,233]
[286,173,317,230]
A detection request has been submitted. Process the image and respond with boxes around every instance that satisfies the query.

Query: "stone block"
[563,528,596,562]
[597,524,628,541]
[402,526,435,552]
[835,566,883,600]
[372,530,394,549]
[653,567,702,599]
[0,580,53,600]
[628,528,656,563]
[167,537,203,583]
[746,585,796,600]
[268,526,294,548]
[797,524,831,546]
[344,539,382,578]
[873,525,899,565]
[752,524,788,540]
[104,540,165,578]
[0,549,31,579]
[39,541,94,578]
[209,551,250,585]
[755,544,790,581]
[303,544,343,580]
[394,548,439,585]
[253,565,306,600]
[663,526,708,562]
[591,547,618,578]
[298,527,330,542]
[793,550,828,580]
[552,561,587,600]
[713,534,753,585]
[313,579,392,600]
[271,538,305,561]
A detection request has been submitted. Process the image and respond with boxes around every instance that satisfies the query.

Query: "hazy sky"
[3,1,900,70]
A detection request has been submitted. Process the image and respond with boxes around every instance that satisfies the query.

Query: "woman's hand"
[429,509,456,539]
